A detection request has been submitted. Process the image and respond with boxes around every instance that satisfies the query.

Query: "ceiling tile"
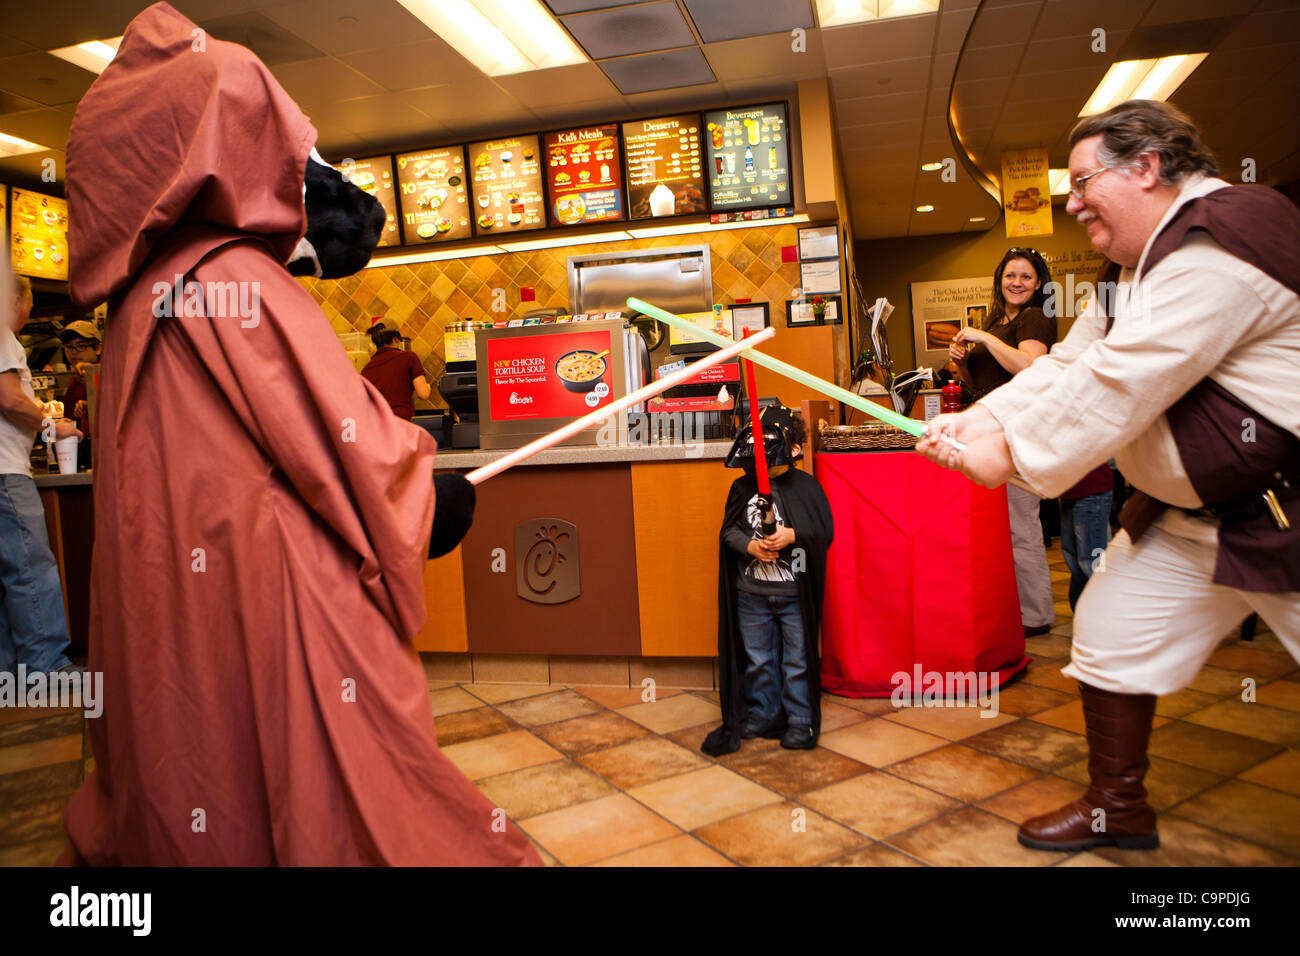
[0,52,94,107]
[937,8,976,55]
[820,14,938,68]
[333,91,446,139]
[544,0,646,13]
[562,2,696,59]
[829,56,932,98]
[270,57,384,109]
[961,1,1044,51]
[338,39,475,92]
[956,45,1028,81]
[0,0,141,50]
[1037,0,1145,40]
[399,81,528,126]
[195,10,325,66]
[682,0,813,43]
[1141,0,1255,28]
[599,46,716,94]
[494,63,621,108]
[704,32,826,86]
[261,0,433,56]
[837,118,923,151]
[836,90,927,126]
[1016,35,1099,75]
[0,107,72,150]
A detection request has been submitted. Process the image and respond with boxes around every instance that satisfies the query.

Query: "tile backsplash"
[296,223,804,404]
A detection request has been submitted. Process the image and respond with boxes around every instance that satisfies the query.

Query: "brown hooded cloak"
[62,2,539,866]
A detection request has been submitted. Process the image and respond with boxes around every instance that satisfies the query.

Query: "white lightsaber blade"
[465,326,775,485]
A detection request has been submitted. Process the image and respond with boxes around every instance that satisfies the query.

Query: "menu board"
[467,134,545,236]
[486,328,615,421]
[395,146,472,243]
[10,188,68,281]
[338,155,400,247]
[621,114,706,220]
[544,124,624,227]
[703,103,790,211]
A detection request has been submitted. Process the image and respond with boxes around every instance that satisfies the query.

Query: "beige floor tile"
[589,834,735,867]
[720,744,870,797]
[882,704,1017,740]
[0,762,81,812]
[694,801,865,866]
[819,719,946,768]
[0,735,82,776]
[1148,721,1283,776]
[1029,699,1087,736]
[1091,816,1297,867]
[463,682,556,705]
[965,719,1088,772]
[1020,660,1078,694]
[1155,688,1221,719]
[533,711,650,755]
[978,775,1085,824]
[476,761,614,820]
[801,771,959,839]
[819,700,870,732]
[0,712,82,748]
[1182,699,1300,747]
[433,706,517,748]
[1186,666,1254,697]
[495,689,605,728]
[440,730,562,781]
[573,685,678,709]
[619,694,721,734]
[888,745,1040,802]
[578,736,708,790]
[887,807,1056,866]
[1206,645,1297,680]
[628,765,780,830]
[0,836,66,867]
[1024,634,1073,659]
[823,695,899,716]
[520,793,680,867]
[1169,780,1300,857]
[428,685,490,717]
[1237,749,1300,796]
[0,797,67,847]
[1257,680,1300,713]
[996,682,1075,717]
[823,844,926,866]
[1056,753,1223,812]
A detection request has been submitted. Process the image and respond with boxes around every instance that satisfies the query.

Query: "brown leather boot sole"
[1017,800,1158,852]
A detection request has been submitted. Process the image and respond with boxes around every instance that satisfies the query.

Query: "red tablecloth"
[816,451,1029,697]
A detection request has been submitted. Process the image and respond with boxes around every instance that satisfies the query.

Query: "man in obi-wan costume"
[918,99,1299,852]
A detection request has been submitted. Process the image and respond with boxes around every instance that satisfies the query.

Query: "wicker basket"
[820,423,918,451]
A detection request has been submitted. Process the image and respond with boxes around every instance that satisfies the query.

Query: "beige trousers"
[1007,483,1055,629]
[1064,515,1300,696]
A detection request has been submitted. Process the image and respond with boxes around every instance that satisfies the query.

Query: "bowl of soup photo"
[555,349,607,393]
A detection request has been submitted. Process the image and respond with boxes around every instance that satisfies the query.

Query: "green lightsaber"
[627,296,926,437]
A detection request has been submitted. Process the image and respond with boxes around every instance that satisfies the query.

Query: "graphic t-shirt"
[724,489,798,596]
[0,329,36,476]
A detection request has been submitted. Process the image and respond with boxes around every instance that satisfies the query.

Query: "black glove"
[429,473,476,558]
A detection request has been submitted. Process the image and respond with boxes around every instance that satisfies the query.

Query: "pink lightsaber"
[466,326,775,485]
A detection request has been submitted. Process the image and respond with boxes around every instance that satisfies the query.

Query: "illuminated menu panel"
[467,134,545,236]
[11,188,68,281]
[395,146,471,243]
[337,155,400,247]
[621,113,706,220]
[702,103,790,211]
[544,124,624,227]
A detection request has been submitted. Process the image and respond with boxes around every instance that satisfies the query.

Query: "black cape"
[702,467,834,756]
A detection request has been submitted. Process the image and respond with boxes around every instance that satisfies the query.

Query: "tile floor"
[2,546,1298,866]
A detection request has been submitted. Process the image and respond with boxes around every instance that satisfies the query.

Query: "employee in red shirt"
[361,322,431,421]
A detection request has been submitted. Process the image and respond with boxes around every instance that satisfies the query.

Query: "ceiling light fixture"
[1048,168,1071,196]
[627,213,810,240]
[0,131,50,158]
[1079,53,1208,116]
[968,216,986,222]
[499,231,632,252]
[366,244,507,267]
[915,204,934,212]
[816,0,938,27]
[395,0,586,77]
[48,36,122,74]
[921,161,943,171]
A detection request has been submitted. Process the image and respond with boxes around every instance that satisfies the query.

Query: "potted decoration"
[811,295,828,322]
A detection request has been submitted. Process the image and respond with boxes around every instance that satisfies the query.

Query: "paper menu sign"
[703,103,790,211]
[468,134,546,235]
[11,188,68,281]
[395,147,471,243]
[337,155,400,247]
[621,114,706,220]
[545,125,624,227]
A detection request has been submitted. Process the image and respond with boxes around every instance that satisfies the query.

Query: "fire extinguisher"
[941,380,964,414]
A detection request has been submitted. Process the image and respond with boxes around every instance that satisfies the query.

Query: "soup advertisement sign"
[487,330,615,421]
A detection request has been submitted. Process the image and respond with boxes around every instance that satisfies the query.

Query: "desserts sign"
[621,114,706,220]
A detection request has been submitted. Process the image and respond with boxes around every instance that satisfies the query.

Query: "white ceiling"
[0,0,1294,243]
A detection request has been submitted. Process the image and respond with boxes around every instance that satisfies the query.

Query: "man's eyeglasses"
[1068,166,1116,199]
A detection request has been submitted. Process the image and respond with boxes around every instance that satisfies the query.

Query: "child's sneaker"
[740,712,787,739]
[780,724,816,750]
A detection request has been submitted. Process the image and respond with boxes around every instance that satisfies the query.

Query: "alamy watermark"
[0,665,102,717]
[152,273,261,328]
[891,665,1000,717]
[595,409,705,458]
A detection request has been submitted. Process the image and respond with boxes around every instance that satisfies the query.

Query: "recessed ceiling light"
[0,131,50,158]
[1048,169,1071,196]
[395,0,586,77]
[915,204,934,212]
[49,36,122,74]
[1079,53,1208,116]
[816,0,938,27]
[968,216,986,222]
[921,161,943,171]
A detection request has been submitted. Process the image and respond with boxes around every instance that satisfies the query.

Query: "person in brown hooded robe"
[61,2,540,866]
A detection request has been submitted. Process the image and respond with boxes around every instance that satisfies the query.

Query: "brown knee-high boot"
[1018,682,1159,851]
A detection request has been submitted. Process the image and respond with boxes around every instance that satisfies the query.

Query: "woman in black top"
[950,247,1058,636]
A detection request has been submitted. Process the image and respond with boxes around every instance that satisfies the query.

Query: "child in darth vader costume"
[702,407,834,756]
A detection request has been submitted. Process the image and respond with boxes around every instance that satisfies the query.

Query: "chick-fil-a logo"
[514,519,580,605]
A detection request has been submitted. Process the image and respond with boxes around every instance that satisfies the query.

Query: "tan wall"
[854,211,1108,371]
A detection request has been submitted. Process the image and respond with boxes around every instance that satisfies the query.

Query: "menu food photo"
[396,147,472,243]
[338,155,400,247]
[11,188,69,281]
[703,103,790,211]
[468,134,545,235]
[622,114,706,220]
[545,124,624,227]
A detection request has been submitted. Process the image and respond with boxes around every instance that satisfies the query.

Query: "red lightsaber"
[741,328,777,536]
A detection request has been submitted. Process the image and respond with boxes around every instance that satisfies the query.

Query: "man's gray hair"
[1070,100,1219,186]
[14,273,31,298]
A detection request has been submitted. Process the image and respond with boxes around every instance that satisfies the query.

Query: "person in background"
[0,266,83,679]
[1059,462,1115,611]
[361,321,430,421]
[949,247,1058,637]
[60,319,102,469]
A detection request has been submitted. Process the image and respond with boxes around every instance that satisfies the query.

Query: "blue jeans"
[1059,491,1113,611]
[0,474,72,674]
[736,590,813,726]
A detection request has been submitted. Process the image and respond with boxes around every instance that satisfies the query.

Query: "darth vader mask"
[287,149,386,280]
[725,404,802,471]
